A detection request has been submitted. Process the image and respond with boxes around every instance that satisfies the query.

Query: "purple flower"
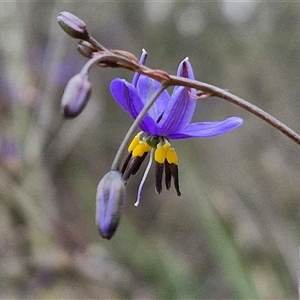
[110,50,243,205]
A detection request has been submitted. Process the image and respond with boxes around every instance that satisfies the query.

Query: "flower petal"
[174,57,195,94]
[167,117,243,139]
[157,58,197,135]
[110,78,157,133]
[177,57,195,79]
[137,75,170,122]
[157,85,196,136]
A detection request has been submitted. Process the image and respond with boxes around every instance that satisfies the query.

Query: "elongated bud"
[96,171,126,239]
[77,40,96,58]
[61,73,92,118]
[57,11,89,40]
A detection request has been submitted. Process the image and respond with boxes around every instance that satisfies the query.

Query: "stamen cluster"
[121,132,181,205]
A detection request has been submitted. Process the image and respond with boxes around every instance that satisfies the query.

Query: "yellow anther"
[128,132,142,152]
[154,141,170,164]
[163,140,171,151]
[144,142,151,152]
[154,147,165,164]
[132,141,150,157]
[166,148,178,165]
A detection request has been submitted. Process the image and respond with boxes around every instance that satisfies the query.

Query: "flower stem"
[81,51,300,147]
[167,76,300,146]
[135,63,300,146]
[111,84,168,171]
[88,36,109,52]
[218,89,300,145]
[80,53,107,75]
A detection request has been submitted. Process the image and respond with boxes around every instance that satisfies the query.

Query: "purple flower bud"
[61,73,92,118]
[57,11,89,40]
[77,40,96,58]
[96,171,126,239]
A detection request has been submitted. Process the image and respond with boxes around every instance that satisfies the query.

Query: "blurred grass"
[180,158,258,299]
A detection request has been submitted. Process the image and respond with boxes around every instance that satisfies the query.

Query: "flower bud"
[96,171,126,239]
[57,11,89,40]
[77,40,96,58]
[61,73,92,118]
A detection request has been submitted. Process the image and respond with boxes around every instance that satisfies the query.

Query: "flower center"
[121,132,181,206]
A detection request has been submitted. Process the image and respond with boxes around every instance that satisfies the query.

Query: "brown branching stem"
[82,49,300,149]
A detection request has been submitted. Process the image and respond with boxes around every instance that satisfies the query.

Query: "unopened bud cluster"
[58,12,103,118]
[58,12,128,240]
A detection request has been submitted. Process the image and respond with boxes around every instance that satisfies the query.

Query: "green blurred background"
[0,1,300,299]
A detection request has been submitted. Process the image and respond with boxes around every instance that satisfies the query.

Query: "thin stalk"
[111,84,168,171]
[136,66,300,145]
[58,14,300,148]
[86,52,300,147]
[88,36,109,52]
[167,76,300,146]
[80,53,108,75]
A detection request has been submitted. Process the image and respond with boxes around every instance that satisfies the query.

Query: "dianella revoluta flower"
[110,49,243,206]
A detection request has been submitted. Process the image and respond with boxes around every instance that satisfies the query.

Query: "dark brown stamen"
[120,152,132,175]
[164,160,171,190]
[122,152,148,183]
[131,152,148,175]
[170,163,181,196]
[155,162,164,194]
